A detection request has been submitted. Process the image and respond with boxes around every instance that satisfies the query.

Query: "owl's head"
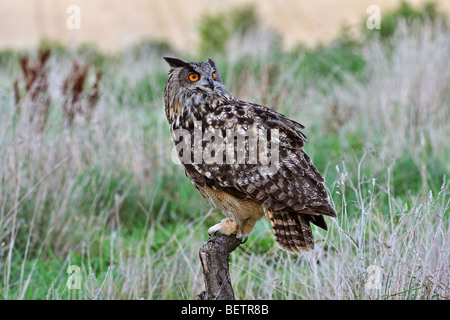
[163,57,232,125]
[163,57,224,94]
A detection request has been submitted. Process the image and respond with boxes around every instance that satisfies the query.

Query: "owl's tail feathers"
[267,210,315,252]
[299,204,337,231]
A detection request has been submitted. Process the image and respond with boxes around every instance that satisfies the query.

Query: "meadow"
[0,3,449,299]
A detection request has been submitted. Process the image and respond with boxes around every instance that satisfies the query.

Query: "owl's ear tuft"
[207,58,216,69]
[163,57,190,69]
[208,58,222,82]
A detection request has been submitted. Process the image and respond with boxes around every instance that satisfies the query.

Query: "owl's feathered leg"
[208,218,238,237]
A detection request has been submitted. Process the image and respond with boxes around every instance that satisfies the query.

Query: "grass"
[0,4,449,300]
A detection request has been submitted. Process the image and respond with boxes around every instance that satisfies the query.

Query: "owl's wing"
[182,100,336,222]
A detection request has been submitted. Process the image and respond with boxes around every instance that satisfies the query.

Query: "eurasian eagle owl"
[163,57,336,252]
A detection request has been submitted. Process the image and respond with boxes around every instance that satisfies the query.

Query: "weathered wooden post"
[195,233,241,300]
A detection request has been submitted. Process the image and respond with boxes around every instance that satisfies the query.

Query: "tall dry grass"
[0,20,448,299]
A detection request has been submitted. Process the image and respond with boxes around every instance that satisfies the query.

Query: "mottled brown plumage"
[163,57,336,252]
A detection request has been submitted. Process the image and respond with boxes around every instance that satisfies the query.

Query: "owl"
[163,57,336,252]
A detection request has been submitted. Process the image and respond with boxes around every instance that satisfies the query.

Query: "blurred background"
[1,0,449,53]
[1,0,449,300]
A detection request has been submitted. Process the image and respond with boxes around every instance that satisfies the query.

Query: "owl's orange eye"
[189,73,200,82]
[212,72,216,80]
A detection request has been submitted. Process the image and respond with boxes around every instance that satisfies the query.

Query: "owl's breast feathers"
[171,96,337,220]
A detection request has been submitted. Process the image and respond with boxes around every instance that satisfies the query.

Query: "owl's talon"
[208,225,220,236]
[209,218,252,245]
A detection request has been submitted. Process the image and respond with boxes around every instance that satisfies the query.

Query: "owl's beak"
[206,76,215,90]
